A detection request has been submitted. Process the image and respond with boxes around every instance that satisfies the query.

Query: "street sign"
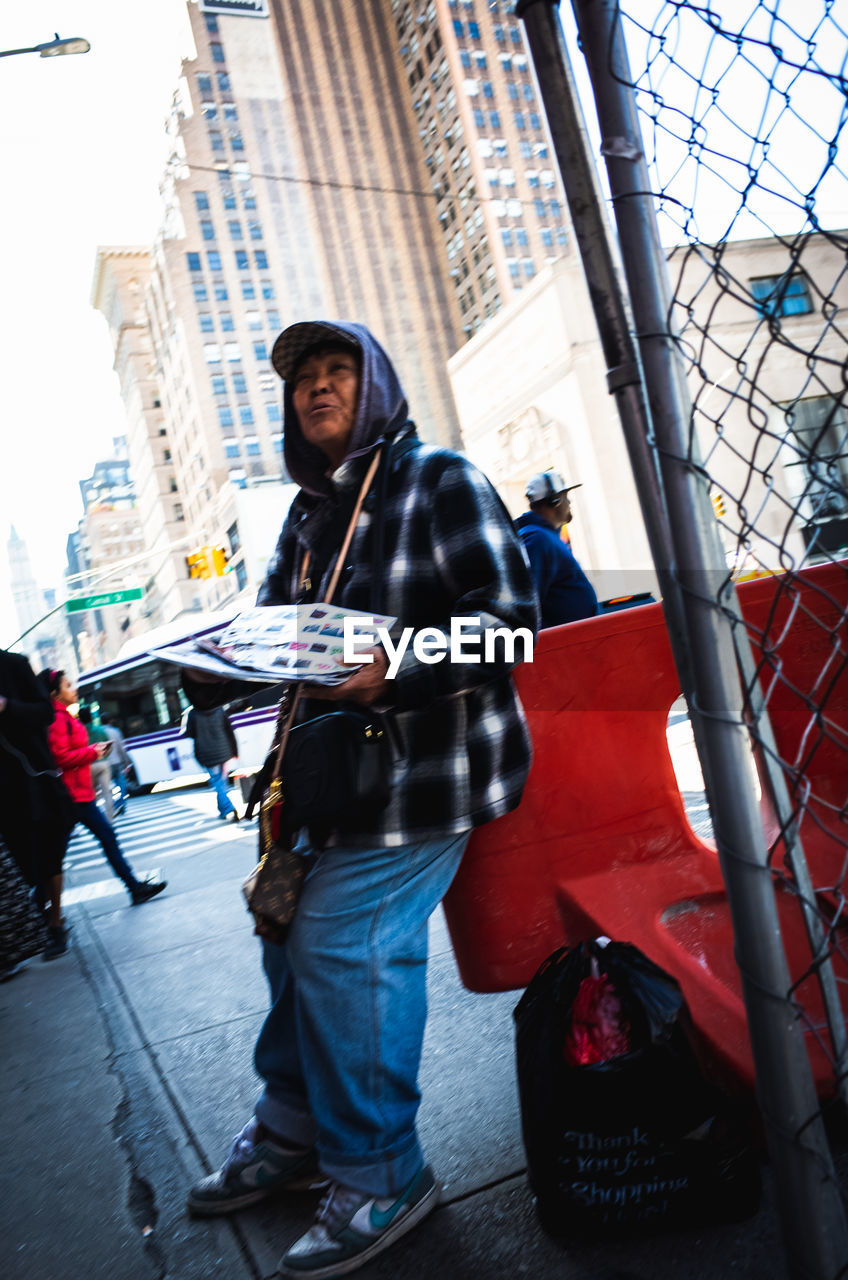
[65,588,145,613]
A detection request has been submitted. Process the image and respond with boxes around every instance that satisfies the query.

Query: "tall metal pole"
[515,1,848,1274]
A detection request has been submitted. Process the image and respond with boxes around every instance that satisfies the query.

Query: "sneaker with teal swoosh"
[278,1164,439,1277]
[187,1117,327,1216]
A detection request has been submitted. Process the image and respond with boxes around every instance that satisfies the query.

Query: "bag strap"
[269,447,384,782]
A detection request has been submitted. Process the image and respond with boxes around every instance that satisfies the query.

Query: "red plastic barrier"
[443,561,848,1093]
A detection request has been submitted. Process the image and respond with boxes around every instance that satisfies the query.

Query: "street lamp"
[0,33,91,59]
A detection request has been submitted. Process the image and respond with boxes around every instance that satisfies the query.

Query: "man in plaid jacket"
[188,320,537,1278]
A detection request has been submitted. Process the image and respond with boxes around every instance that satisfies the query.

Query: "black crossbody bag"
[243,446,394,939]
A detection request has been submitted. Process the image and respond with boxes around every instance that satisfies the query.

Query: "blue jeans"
[111,765,127,807]
[207,764,236,817]
[253,831,470,1197]
[73,800,138,892]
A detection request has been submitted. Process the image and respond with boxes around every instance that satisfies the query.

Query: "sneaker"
[43,925,70,961]
[187,1118,327,1217]
[278,1165,439,1278]
[130,879,167,906]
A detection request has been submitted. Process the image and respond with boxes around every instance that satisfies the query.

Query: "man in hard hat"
[514,470,599,628]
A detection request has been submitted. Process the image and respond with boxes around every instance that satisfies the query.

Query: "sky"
[0,0,194,645]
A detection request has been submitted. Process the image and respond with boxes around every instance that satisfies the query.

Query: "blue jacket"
[514,512,599,628]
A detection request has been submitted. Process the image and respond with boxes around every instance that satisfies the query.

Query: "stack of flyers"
[152,604,396,685]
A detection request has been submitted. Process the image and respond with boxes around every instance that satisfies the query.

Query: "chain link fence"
[615,0,848,1111]
[519,0,848,1274]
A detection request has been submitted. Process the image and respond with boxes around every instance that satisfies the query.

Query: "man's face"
[291,344,361,468]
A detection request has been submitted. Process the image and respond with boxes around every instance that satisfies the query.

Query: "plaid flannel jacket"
[258,432,538,848]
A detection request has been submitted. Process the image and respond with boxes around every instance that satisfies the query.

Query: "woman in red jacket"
[46,671,166,907]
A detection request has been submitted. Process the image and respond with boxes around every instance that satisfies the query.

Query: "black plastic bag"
[514,939,761,1239]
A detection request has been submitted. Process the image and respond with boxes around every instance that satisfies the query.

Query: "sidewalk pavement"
[2,823,787,1280]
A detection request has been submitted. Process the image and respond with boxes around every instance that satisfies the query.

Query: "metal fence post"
[517,0,848,1275]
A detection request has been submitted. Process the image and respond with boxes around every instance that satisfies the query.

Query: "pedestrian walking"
[0,649,74,960]
[184,320,537,1277]
[77,706,115,821]
[45,671,167,907]
[100,714,132,814]
[514,470,599,627]
[183,706,240,823]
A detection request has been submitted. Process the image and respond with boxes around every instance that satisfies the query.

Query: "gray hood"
[279,321,409,498]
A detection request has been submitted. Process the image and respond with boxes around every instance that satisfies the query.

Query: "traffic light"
[186,550,211,579]
[210,545,230,576]
[710,487,726,520]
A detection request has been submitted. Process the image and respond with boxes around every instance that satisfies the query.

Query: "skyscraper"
[94,0,573,617]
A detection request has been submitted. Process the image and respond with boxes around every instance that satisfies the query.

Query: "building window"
[235,559,248,590]
[244,436,260,456]
[751,272,813,318]
[224,342,242,363]
[254,250,268,269]
[453,19,463,35]
[211,43,225,63]
[529,112,541,130]
[241,280,256,299]
[174,502,185,522]
[473,109,485,127]
[228,220,243,240]
[540,227,553,246]
[202,101,217,120]
[526,169,540,187]
[522,257,535,277]
[227,520,241,555]
[460,50,471,67]
[194,191,209,210]
[207,250,222,270]
[468,21,481,37]
[501,168,515,186]
[523,83,535,102]
[482,80,494,99]
[220,312,234,332]
[199,313,214,332]
[261,280,275,299]
[239,405,254,426]
[782,396,848,522]
[233,372,247,393]
[271,432,284,452]
[235,250,249,269]
[214,283,228,301]
[223,190,236,210]
[557,228,569,245]
[217,71,230,92]
[223,104,238,120]
[266,402,282,422]
[248,220,263,240]
[209,131,224,152]
[253,341,269,361]
[494,24,505,42]
[218,406,234,427]
[225,441,241,458]
[463,78,479,96]
[267,309,281,328]
[230,132,244,152]
[246,310,262,330]
[204,344,222,364]
[489,110,501,128]
[211,375,227,395]
[205,13,219,32]
[515,226,528,245]
[193,282,208,301]
[501,228,513,246]
[485,168,499,187]
[186,252,202,272]
[548,198,562,217]
[533,198,546,216]
[514,111,525,129]
[200,220,215,240]
[197,74,212,94]
[506,257,519,277]
[510,26,522,43]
